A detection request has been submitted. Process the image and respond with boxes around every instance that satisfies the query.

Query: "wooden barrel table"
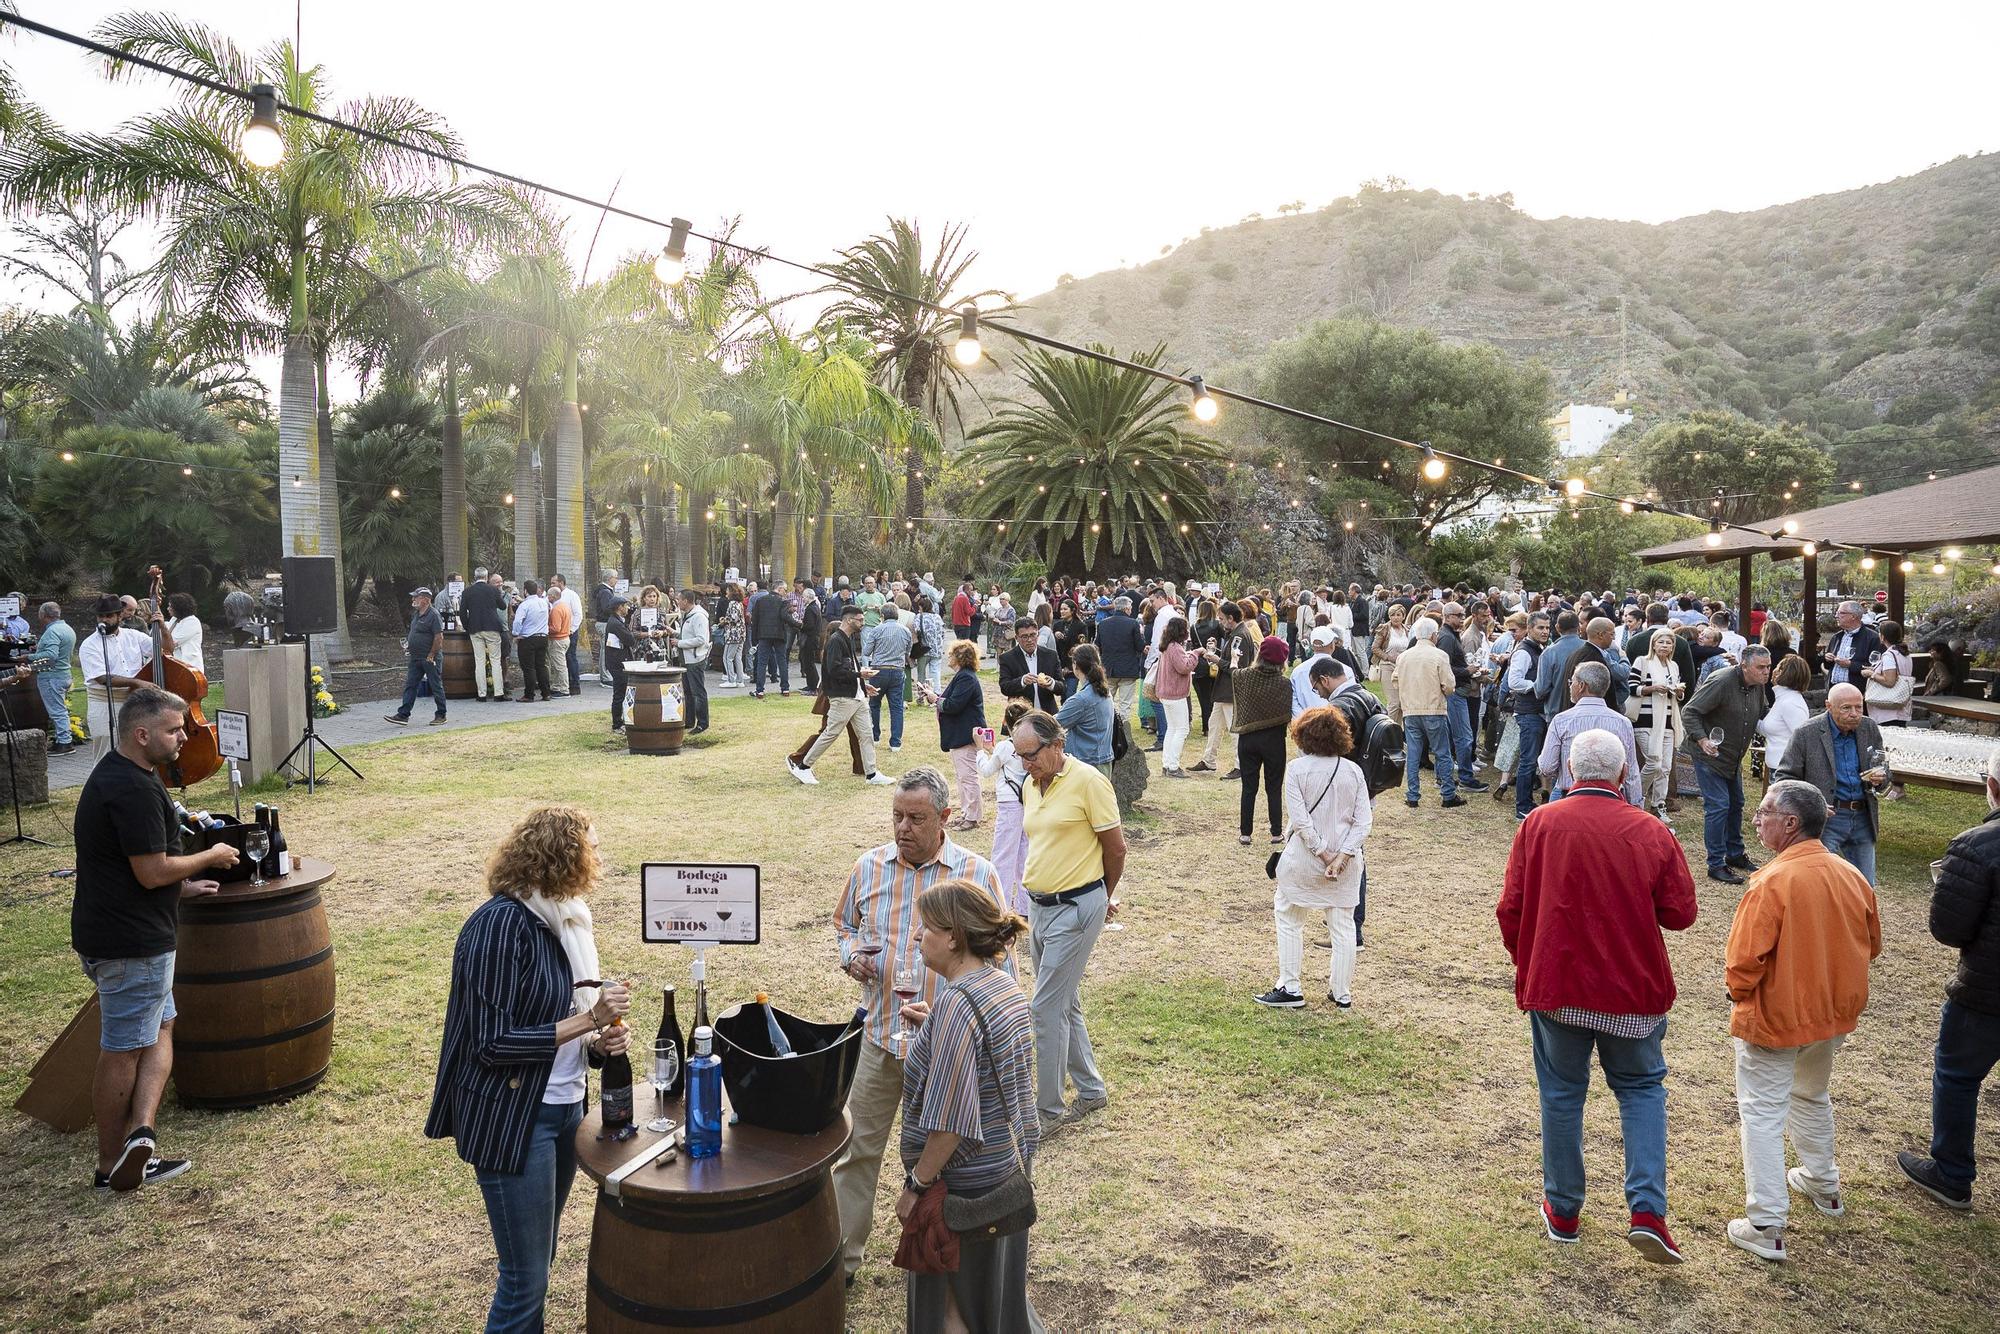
[172,856,336,1109]
[577,1105,849,1332]
[440,629,477,700]
[624,664,686,755]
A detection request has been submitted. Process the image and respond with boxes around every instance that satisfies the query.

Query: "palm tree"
[961,344,1227,576]
[2,12,506,656]
[818,219,1009,523]
[18,308,259,431]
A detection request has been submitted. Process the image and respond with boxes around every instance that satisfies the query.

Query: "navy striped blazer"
[425,894,590,1174]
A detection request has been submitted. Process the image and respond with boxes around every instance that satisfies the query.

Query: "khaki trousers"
[1203,701,1236,769]
[545,635,571,694]
[832,1038,905,1277]
[469,630,503,697]
[803,694,877,775]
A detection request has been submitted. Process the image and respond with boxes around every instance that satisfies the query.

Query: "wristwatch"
[905,1168,933,1192]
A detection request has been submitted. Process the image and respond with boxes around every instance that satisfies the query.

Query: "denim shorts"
[79,952,177,1051]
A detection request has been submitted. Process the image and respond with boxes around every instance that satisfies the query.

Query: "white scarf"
[520,892,602,1016]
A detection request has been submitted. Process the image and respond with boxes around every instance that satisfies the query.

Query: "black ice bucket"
[712,1002,866,1135]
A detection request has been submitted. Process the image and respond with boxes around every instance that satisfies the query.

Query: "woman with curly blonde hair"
[427,806,631,1333]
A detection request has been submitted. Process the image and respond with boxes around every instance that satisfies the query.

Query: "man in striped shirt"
[830,767,1007,1283]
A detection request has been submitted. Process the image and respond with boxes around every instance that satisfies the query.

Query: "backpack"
[1359,711,1406,799]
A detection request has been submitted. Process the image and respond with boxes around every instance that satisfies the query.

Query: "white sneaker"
[1727,1217,1786,1261]
[1787,1166,1844,1217]
[865,773,895,786]
[787,760,819,786]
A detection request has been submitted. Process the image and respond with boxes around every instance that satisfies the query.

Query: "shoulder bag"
[939,982,1038,1237]
[1266,764,1343,879]
[1864,651,1913,708]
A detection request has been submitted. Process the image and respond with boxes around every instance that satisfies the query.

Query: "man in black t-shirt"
[72,685,239,1192]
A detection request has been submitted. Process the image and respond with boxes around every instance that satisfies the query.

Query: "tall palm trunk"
[277,331,325,669]
[816,479,835,581]
[512,437,539,581]
[773,482,797,584]
[440,359,467,579]
[900,341,933,523]
[553,348,586,589]
[312,344,351,659]
[745,503,760,584]
[642,478,667,588]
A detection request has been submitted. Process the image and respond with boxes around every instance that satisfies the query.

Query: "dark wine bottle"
[266,804,290,878]
[600,1016,634,1129]
[655,986,686,1099]
[686,979,711,1061]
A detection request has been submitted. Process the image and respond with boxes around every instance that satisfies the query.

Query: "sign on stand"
[641,863,760,945]
[216,709,251,762]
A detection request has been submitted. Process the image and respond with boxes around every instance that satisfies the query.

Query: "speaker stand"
[276,633,362,793]
[0,685,52,848]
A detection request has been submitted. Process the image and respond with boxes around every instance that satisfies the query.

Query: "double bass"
[146,564,223,789]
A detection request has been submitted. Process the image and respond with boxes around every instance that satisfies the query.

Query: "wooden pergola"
[1634,462,2000,658]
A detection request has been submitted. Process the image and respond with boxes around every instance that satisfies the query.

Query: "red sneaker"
[1542,1198,1580,1244]
[1627,1211,1683,1265]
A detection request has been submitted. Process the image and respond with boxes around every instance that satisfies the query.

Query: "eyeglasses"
[1016,744,1046,761]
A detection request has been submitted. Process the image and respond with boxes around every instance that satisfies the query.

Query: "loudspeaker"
[282,555,339,635]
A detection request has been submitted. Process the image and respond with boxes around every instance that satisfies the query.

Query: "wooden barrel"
[172,858,336,1109]
[626,667,686,755]
[579,1109,848,1332]
[440,630,476,699]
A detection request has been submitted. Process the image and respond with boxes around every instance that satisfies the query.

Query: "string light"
[388,487,402,499]
[1932,561,1947,575]
[1945,547,1963,561]
[239,83,284,167]
[60,450,75,462]
[1563,477,1585,498]
[1850,480,1863,491]
[1421,444,1447,482]
[1342,520,1355,531]
[1704,518,1723,548]
[292,474,302,487]
[952,305,982,367]
[1899,559,1915,573]
[503,492,515,505]
[1860,555,1876,571]
[653,218,692,286]
[1618,498,1635,514]
[1782,519,1799,535]
[1801,541,1817,557]
[1187,375,1218,423]
[181,465,194,476]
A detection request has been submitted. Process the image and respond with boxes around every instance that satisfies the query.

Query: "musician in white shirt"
[77,595,154,759]
[165,592,205,674]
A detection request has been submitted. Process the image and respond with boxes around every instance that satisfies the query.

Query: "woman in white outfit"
[1253,706,1372,1010]
[973,702,1033,916]
[1628,629,1683,819]
[1329,592,1355,650]
[1757,654,1812,773]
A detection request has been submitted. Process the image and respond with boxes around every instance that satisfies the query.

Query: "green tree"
[1254,319,1555,533]
[1635,410,1835,523]
[961,343,1226,576]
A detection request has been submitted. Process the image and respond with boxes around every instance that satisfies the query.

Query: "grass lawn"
[2,681,1997,1330]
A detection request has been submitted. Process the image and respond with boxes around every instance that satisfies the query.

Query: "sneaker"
[1405,798,1420,808]
[383,714,411,726]
[1220,769,1240,781]
[1253,986,1306,1009]
[1541,1198,1580,1244]
[107,1128,155,1192]
[1897,1151,1973,1209]
[1458,778,1491,793]
[1708,867,1746,885]
[429,715,448,726]
[141,1156,191,1187]
[1626,1211,1684,1264]
[1787,1166,1845,1217]
[1328,993,1353,1009]
[865,772,896,786]
[1238,834,1252,846]
[889,743,902,753]
[1269,833,1284,844]
[787,760,819,786]
[50,742,76,755]
[1188,761,1214,773]
[1727,1217,1785,1261]
[1491,782,1511,802]
[1069,1095,1109,1118]
[1726,854,1759,872]
[1441,796,1468,809]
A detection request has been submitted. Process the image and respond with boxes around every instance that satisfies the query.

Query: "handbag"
[1864,653,1913,708]
[1141,658,1160,703]
[1265,767,1341,879]
[938,983,1038,1237]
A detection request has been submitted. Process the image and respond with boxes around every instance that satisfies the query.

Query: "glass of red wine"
[888,957,922,1046]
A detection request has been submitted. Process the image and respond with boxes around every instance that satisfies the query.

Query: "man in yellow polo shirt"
[1015,710,1127,1136]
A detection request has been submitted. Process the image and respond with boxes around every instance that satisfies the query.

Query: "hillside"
[989,156,2000,442]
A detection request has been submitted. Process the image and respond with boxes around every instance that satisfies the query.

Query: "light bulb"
[1945,547,1962,560]
[503,492,514,505]
[240,85,285,168]
[703,509,715,521]
[1801,542,1817,557]
[1422,452,1448,483]
[1188,374,1218,423]
[1618,499,1635,515]
[389,487,402,500]
[1343,520,1355,531]
[60,450,75,462]
[653,218,692,286]
[905,520,915,531]
[1899,560,1915,573]
[1179,523,1190,534]
[1932,562,1947,575]
[1860,556,1876,571]
[1782,519,1799,535]
[1090,522,1100,533]
[1563,477,1585,497]
[182,466,194,477]
[952,305,981,367]
[1850,481,1862,491]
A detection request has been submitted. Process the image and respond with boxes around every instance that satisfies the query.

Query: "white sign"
[641,863,760,944]
[615,579,631,596]
[216,709,251,761]
[638,607,658,629]
[0,595,19,623]
[445,579,465,604]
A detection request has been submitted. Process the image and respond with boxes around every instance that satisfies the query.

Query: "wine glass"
[887,958,922,1045]
[1707,726,1726,753]
[850,933,884,980]
[651,1038,679,1100]
[243,826,270,887]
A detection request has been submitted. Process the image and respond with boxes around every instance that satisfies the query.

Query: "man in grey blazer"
[1773,683,1890,884]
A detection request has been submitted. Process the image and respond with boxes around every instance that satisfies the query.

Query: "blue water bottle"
[686,1025,722,1159]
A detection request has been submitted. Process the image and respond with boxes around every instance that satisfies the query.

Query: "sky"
[5,0,1998,337]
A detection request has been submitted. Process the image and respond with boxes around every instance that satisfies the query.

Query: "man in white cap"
[385,587,447,726]
[1290,625,1344,717]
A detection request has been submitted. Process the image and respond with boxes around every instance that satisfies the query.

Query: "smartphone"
[975,727,995,745]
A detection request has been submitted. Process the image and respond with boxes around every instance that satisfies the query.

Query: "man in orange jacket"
[1724,779,1882,1262]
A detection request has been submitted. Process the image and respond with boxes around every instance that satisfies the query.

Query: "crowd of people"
[51,559,2000,1331]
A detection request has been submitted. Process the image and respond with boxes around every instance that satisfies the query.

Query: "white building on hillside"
[1548,403,1633,458]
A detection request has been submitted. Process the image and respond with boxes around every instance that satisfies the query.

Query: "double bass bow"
[146,564,223,789]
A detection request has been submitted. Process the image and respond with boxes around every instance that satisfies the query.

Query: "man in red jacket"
[1498,729,1699,1263]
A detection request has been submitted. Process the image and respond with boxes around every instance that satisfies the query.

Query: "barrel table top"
[576,1105,849,1206]
[190,855,335,906]
[623,663,685,677]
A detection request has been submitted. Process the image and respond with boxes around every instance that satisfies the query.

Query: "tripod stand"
[0,676,53,848]
[276,633,362,793]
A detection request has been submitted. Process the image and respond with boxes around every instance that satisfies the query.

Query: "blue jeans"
[1513,712,1546,818]
[475,1099,584,1334]
[1693,761,1746,871]
[37,674,73,745]
[868,667,906,746]
[1446,694,1479,783]
[1403,715,1456,801]
[396,656,445,720]
[1931,1000,2000,1189]
[565,639,581,694]
[752,639,789,695]
[1530,1012,1669,1218]
[1821,808,1877,885]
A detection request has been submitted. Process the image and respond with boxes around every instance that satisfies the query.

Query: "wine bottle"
[686,1025,721,1159]
[655,986,686,1099]
[686,979,711,1060]
[600,1016,634,1130]
[755,991,794,1057]
[267,804,291,877]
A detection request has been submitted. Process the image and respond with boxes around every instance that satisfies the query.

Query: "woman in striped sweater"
[426,806,631,1334]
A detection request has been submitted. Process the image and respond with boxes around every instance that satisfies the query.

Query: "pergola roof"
[1635,462,2000,565]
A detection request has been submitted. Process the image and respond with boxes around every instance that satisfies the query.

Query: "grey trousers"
[1028,889,1109,1122]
